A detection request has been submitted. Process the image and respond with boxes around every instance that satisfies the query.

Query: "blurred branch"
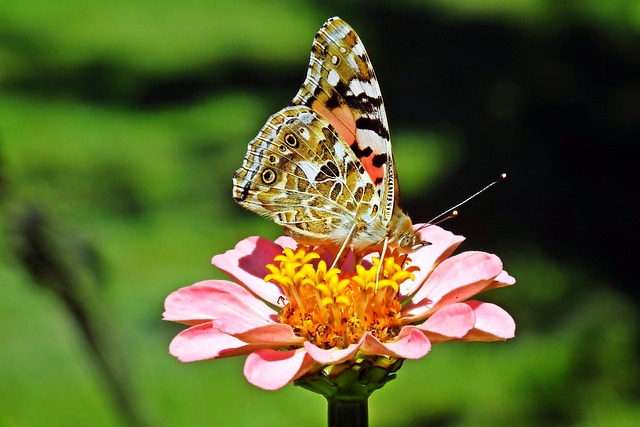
[3,202,150,427]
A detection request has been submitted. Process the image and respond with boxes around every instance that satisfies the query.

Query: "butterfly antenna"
[424,173,507,226]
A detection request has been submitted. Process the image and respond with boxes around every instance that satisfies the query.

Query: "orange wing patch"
[311,101,385,186]
[312,101,356,145]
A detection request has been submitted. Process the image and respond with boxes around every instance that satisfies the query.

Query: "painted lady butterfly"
[233,17,427,262]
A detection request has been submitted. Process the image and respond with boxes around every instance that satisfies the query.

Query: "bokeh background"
[1,1,638,426]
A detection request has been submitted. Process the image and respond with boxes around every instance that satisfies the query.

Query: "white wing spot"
[297,160,319,181]
[327,69,340,86]
[355,128,387,153]
[352,41,366,56]
[298,127,310,140]
[332,139,347,160]
[298,111,315,124]
[349,79,379,98]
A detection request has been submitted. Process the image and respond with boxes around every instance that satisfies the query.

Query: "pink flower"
[163,225,515,390]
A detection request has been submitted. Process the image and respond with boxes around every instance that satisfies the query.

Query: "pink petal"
[304,328,430,363]
[461,301,516,341]
[274,236,298,249]
[417,302,475,343]
[303,341,361,365]
[166,282,305,346]
[485,270,516,291]
[360,328,431,359]
[211,236,285,306]
[169,323,253,362]
[215,321,305,346]
[403,251,503,322]
[163,280,223,325]
[163,280,278,328]
[399,225,465,297]
[244,348,316,390]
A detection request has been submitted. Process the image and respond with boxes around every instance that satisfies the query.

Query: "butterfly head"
[389,208,431,253]
[397,233,431,252]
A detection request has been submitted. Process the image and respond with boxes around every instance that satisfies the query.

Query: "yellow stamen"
[265,246,418,349]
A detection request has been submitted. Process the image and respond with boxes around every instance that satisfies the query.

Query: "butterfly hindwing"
[233,105,382,246]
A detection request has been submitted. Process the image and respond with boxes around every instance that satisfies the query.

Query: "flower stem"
[327,397,368,427]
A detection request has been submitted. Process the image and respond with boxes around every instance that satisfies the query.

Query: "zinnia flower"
[163,225,515,391]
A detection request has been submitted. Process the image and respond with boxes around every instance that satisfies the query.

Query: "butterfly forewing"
[292,17,398,222]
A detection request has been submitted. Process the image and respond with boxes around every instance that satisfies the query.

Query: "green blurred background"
[1,1,638,426]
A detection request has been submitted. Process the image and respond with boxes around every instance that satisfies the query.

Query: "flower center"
[264,246,417,349]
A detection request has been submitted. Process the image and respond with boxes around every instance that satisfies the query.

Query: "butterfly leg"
[375,237,389,290]
[330,223,358,270]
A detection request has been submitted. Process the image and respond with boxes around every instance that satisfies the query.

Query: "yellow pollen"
[265,246,417,349]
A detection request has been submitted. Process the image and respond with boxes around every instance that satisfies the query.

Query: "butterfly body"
[233,17,425,258]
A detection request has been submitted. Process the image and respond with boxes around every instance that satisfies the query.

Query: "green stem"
[327,397,368,427]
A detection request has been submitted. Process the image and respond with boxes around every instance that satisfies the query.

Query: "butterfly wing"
[234,18,416,253]
[292,17,399,224]
[233,105,383,248]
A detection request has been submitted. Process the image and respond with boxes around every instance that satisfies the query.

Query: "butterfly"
[233,17,427,264]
